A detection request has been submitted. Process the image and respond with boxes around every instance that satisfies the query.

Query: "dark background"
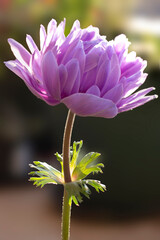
[0,0,160,239]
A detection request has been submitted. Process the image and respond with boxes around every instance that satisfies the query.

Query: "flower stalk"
[61,189,72,240]
[62,110,75,183]
[61,110,75,240]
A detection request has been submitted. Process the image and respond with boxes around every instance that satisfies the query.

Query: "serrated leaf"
[64,179,106,206]
[29,161,63,187]
[55,152,63,173]
[70,141,83,171]
[65,181,83,206]
[30,177,58,187]
[28,141,106,206]
[72,152,104,181]
[84,179,106,193]
[72,195,79,206]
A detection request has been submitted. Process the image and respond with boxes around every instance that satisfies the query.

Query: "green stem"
[61,189,72,240]
[61,110,75,240]
[62,110,75,183]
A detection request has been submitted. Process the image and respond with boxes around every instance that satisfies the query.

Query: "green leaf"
[65,181,83,206]
[55,152,63,173]
[29,177,58,188]
[84,179,106,193]
[64,179,106,206]
[29,161,63,187]
[70,140,83,172]
[28,141,106,206]
[72,152,104,181]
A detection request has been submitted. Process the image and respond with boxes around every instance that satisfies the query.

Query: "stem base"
[61,189,72,240]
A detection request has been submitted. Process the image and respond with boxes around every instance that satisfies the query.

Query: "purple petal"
[26,34,39,53]
[63,20,81,47]
[61,93,118,118]
[118,95,157,113]
[8,38,31,68]
[83,39,102,54]
[95,58,110,90]
[42,96,59,106]
[97,50,109,68]
[121,73,148,98]
[103,84,123,104]
[55,19,66,45]
[80,67,96,92]
[81,31,95,41]
[42,51,60,100]
[84,45,102,72]
[4,60,47,100]
[43,19,57,52]
[101,53,120,94]
[86,85,101,96]
[81,25,105,41]
[114,34,130,52]
[118,87,157,112]
[71,71,80,94]
[114,34,130,63]
[57,18,66,32]
[106,63,120,90]
[59,39,79,65]
[72,41,85,76]
[121,53,147,78]
[47,19,57,35]
[30,50,42,82]
[4,60,27,81]
[63,59,79,96]
[4,60,41,97]
[81,26,97,41]
[40,24,47,51]
[60,40,85,74]
[59,64,68,92]
[118,87,156,107]
[106,45,114,60]
[70,20,80,32]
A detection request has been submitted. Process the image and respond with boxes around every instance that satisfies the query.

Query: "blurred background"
[0,0,160,239]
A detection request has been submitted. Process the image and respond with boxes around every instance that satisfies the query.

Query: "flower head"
[5,19,157,118]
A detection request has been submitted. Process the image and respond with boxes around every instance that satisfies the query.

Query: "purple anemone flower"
[5,19,157,118]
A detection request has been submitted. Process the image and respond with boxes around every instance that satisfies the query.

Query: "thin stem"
[61,189,72,240]
[61,110,75,240]
[62,110,75,183]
